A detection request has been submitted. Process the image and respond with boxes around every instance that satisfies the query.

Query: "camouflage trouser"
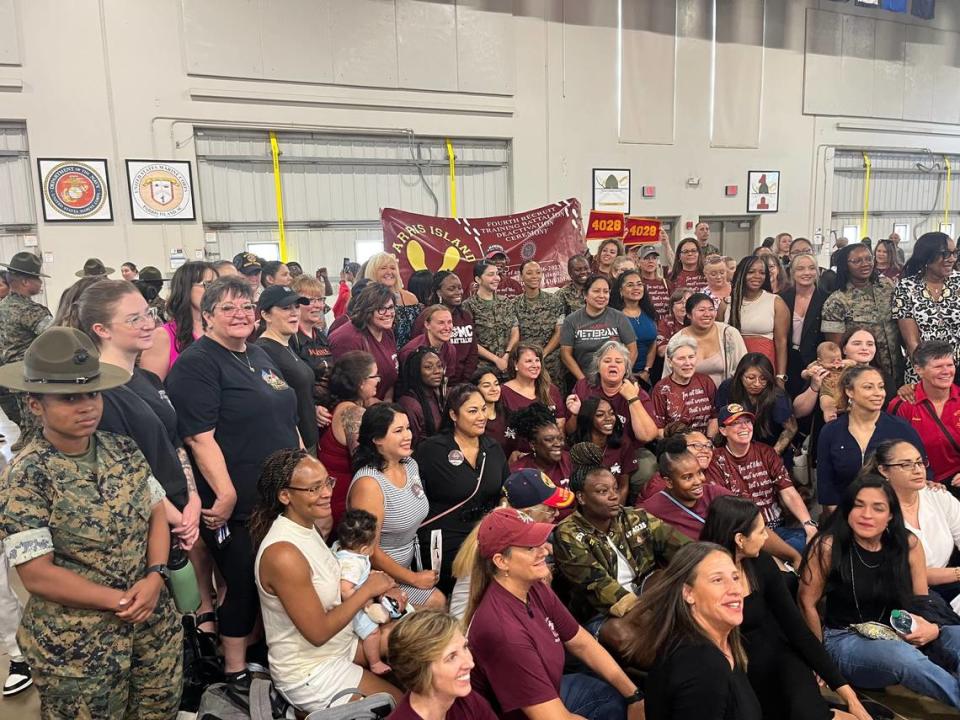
[30,609,183,720]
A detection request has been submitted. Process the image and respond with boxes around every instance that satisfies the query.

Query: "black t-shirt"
[99,367,189,509]
[414,433,508,593]
[256,337,319,450]
[166,336,299,519]
[292,328,332,399]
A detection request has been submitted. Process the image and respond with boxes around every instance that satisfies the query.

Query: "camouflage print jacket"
[553,507,689,621]
[0,431,173,677]
[0,292,52,366]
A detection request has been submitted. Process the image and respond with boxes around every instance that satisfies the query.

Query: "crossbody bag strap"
[920,401,960,456]
[419,449,487,528]
[656,490,706,524]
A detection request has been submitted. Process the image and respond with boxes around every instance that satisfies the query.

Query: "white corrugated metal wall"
[194,129,512,274]
[0,123,38,263]
[831,149,960,256]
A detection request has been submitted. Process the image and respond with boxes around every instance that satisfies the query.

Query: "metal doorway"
[698,216,758,258]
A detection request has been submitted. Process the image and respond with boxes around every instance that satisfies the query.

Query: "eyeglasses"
[847,255,874,266]
[216,303,256,316]
[680,249,700,256]
[881,459,929,471]
[375,305,396,317]
[286,478,336,496]
[193,281,214,289]
[686,442,713,452]
[940,250,959,260]
[304,296,326,305]
[120,308,159,329]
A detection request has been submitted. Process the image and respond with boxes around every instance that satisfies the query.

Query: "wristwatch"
[623,689,643,705]
[145,564,169,581]
[803,520,818,529]
[775,374,788,382]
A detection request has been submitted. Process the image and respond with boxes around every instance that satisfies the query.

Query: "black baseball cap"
[258,285,309,312]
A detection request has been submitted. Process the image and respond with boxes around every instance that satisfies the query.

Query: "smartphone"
[214,524,232,549]
[343,257,351,269]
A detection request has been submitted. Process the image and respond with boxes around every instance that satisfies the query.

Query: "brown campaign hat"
[0,327,130,394]
[0,252,49,278]
[76,257,115,277]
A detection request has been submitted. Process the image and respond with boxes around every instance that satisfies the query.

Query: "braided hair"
[248,448,309,550]
[658,434,696,479]
[398,347,443,438]
[569,441,605,493]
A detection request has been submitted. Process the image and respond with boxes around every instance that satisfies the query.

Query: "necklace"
[849,545,885,624]
[853,543,880,569]
[229,349,255,373]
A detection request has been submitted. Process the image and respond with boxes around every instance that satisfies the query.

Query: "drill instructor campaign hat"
[0,327,131,394]
[76,258,115,277]
[0,252,49,278]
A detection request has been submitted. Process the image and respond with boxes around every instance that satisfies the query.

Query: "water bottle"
[168,542,201,614]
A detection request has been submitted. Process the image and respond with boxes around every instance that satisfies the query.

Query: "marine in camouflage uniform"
[512,289,564,383]
[0,260,52,439]
[821,281,905,388]
[0,431,183,720]
[552,506,688,623]
[556,282,586,317]
[462,292,518,374]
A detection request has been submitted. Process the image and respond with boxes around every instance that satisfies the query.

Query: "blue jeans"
[823,626,960,708]
[560,673,627,720]
[773,525,806,555]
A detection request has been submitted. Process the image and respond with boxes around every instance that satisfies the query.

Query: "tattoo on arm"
[343,406,364,455]
[177,448,199,495]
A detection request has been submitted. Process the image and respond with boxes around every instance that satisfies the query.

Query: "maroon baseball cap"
[477,507,554,559]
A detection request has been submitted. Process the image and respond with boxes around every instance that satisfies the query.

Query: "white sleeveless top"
[737,291,776,339]
[254,515,359,689]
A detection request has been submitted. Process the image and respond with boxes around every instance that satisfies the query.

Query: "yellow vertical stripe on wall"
[269,131,288,261]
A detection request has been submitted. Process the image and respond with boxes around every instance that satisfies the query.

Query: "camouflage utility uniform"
[556,283,586,317]
[512,290,564,383]
[820,282,905,388]
[462,293,518,374]
[553,507,688,623]
[0,291,51,434]
[0,432,182,719]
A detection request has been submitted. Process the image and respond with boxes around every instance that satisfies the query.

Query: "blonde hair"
[451,524,480,580]
[291,275,325,296]
[387,610,462,694]
[364,252,404,292]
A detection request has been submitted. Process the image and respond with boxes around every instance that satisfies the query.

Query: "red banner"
[585,210,625,240]
[624,217,661,246]
[381,199,586,296]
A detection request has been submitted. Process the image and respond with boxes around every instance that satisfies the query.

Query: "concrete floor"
[0,415,955,719]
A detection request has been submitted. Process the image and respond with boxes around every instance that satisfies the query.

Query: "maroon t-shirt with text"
[705,443,793,527]
[469,581,579,720]
[642,276,673,318]
[652,373,717,434]
[328,322,398,400]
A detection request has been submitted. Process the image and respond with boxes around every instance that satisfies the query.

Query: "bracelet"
[628,396,641,404]
[623,689,643,705]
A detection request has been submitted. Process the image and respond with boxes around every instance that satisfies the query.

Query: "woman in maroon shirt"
[387,610,497,720]
[329,283,399,400]
[508,404,574,518]
[412,271,478,385]
[667,238,708,294]
[399,304,457,373]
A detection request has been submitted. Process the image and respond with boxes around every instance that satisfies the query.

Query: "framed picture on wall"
[37,158,113,222]
[125,160,196,221]
[593,168,631,214]
[747,170,779,213]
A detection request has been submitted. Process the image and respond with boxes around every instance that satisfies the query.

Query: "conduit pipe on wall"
[944,156,952,226]
[861,152,871,239]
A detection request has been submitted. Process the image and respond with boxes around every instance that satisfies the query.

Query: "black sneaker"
[3,660,32,697]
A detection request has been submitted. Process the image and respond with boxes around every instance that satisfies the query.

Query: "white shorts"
[277,657,365,712]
